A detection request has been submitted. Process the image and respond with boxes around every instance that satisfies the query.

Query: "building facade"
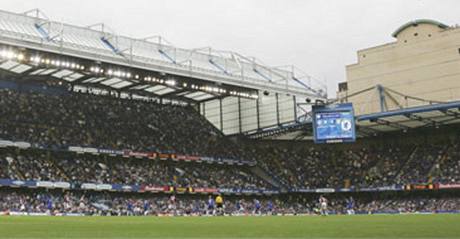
[342,19,460,115]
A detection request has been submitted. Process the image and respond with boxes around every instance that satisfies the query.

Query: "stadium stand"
[245,133,460,189]
[0,87,246,159]
[0,147,268,189]
[1,85,459,189]
[0,83,459,216]
[0,9,459,217]
[434,140,460,184]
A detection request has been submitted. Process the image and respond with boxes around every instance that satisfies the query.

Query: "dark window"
[414,33,418,36]
[338,82,348,92]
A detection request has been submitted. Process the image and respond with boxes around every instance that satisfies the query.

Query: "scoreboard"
[312,103,356,143]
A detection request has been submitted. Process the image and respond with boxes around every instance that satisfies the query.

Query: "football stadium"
[0,1,459,238]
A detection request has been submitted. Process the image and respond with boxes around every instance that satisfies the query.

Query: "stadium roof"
[243,100,460,140]
[356,101,460,134]
[0,9,326,103]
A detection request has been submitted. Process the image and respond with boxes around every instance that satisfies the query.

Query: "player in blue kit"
[346,196,355,215]
[127,200,133,216]
[254,199,261,215]
[267,200,274,215]
[143,200,150,215]
[207,195,215,215]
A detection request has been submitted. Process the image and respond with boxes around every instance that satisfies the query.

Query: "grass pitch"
[0,214,459,238]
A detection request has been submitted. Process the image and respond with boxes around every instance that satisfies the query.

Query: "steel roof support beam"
[209,58,230,75]
[421,115,460,128]
[292,76,317,94]
[293,131,309,141]
[377,84,387,112]
[439,109,460,118]
[12,66,38,77]
[68,75,93,84]
[158,49,176,64]
[198,95,227,104]
[241,121,310,139]
[371,118,409,131]
[253,67,272,82]
[431,117,460,126]
[238,97,242,133]
[116,81,145,91]
[404,113,436,125]
[160,89,189,98]
[356,125,381,136]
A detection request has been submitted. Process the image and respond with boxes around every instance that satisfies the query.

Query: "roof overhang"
[242,101,460,140]
[0,9,326,101]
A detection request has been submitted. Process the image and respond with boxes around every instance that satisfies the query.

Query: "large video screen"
[312,103,356,143]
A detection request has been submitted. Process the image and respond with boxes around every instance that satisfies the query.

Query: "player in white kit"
[319,195,328,216]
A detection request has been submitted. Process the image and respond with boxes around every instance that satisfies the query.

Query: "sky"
[0,0,459,97]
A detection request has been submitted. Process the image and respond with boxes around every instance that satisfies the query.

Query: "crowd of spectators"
[353,196,460,213]
[1,189,459,216]
[432,141,460,184]
[0,88,246,159]
[247,139,459,189]
[6,141,448,191]
[0,87,460,191]
[0,148,269,189]
[396,144,447,184]
[362,145,412,187]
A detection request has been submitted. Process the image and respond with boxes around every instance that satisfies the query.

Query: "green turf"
[0,214,459,238]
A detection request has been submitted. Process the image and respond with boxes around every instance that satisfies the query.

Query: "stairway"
[7,159,26,180]
[44,152,70,181]
[249,165,284,190]
[427,144,451,182]
[394,146,419,183]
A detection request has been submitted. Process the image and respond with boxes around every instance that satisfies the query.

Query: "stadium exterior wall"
[344,20,460,115]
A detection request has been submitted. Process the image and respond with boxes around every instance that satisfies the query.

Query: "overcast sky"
[0,0,458,96]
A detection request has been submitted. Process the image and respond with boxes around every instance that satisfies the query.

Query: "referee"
[215,194,224,216]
